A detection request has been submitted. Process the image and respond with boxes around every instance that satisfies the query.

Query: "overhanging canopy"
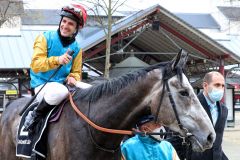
[82,4,240,77]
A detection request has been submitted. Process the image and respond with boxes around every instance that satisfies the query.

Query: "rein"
[69,92,133,135]
[68,92,179,137]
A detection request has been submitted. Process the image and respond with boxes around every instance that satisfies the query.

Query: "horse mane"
[74,61,183,102]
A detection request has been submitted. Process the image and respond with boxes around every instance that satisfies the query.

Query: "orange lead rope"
[68,92,133,135]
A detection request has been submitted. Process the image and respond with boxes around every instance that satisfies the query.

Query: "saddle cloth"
[16,86,76,159]
[16,101,57,159]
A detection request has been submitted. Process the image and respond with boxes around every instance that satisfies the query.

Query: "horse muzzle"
[189,131,216,152]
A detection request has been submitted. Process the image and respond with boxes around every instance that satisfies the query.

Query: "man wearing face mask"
[121,115,180,160]
[191,71,228,160]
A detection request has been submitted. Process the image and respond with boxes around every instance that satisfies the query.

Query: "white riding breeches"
[34,82,69,105]
[34,81,92,105]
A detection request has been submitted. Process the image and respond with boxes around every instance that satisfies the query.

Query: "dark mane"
[74,61,184,102]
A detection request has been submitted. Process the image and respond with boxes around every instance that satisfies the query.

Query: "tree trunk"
[104,0,112,79]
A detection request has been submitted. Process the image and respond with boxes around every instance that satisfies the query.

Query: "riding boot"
[24,98,54,131]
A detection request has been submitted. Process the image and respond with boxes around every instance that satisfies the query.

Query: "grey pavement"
[223,111,240,160]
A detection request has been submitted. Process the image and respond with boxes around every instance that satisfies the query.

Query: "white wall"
[225,88,234,121]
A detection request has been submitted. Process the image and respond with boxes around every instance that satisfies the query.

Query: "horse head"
[147,49,216,152]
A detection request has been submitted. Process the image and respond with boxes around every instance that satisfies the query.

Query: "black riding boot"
[24,98,54,131]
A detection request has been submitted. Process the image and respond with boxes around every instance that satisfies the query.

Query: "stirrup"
[24,120,36,131]
[24,114,40,131]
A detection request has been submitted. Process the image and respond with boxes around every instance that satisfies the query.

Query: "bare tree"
[0,0,24,27]
[78,0,128,79]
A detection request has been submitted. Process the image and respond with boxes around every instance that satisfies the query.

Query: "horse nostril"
[207,133,214,144]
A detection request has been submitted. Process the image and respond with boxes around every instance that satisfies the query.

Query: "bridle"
[68,65,193,153]
[155,65,193,137]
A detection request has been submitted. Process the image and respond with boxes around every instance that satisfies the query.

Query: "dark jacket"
[191,92,228,160]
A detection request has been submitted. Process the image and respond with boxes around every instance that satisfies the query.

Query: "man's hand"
[58,49,73,65]
[67,77,77,86]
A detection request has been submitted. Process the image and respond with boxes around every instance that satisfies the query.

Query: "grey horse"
[0,50,215,160]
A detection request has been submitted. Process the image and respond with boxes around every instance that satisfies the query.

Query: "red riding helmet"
[61,4,87,28]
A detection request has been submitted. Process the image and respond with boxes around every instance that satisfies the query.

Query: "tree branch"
[0,1,11,27]
[83,0,108,15]
[96,0,108,16]
[4,1,10,16]
[112,0,121,10]
[81,2,108,35]
[94,5,107,35]
[0,0,24,27]
[112,0,128,14]
[99,0,108,9]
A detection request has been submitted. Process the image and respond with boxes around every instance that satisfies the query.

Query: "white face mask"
[150,126,166,140]
[208,87,224,102]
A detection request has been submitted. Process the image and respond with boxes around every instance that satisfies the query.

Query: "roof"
[1,4,240,78]
[175,13,220,29]
[148,5,240,62]
[82,4,240,74]
[0,26,101,69]
[21,9,124,25]
[218,6,240,21]
[0,30,40,69]
[113,55,149,68]
[110,56,149,77]
[80,6,160,52]
[22,9,61,25]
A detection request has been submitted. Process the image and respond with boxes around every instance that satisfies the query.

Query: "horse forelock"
[74,62,170,102]
[162,62,185,84]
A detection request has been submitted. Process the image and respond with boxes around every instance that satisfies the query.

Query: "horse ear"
[171,49,188,70]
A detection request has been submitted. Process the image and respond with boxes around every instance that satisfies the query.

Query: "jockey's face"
[60,17,77,37]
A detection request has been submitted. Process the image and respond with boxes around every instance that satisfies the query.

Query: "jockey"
[121,115,180,160]
[24,4,90,131]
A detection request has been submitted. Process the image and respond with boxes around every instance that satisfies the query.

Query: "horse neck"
[87,72,160,149]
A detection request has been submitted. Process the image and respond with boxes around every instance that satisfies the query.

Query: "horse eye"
[179,90,189,97]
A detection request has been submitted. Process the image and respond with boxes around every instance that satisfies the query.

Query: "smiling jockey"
[24,4,90,131]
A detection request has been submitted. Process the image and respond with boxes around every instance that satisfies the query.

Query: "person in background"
[190,71,228,160]
[121,115,180,160]
[24,4,89,131]
[169,71,228,160]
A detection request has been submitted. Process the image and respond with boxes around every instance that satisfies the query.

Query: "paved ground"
[222,111,240,160]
